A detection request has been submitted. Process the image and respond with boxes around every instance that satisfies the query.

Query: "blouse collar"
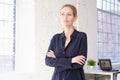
[60,29,77,39]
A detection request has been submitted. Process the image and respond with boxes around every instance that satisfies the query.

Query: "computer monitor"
[99,59,112,71]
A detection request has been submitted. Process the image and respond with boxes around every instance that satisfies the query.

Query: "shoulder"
[51,33,62,39]
[76,30,87,38]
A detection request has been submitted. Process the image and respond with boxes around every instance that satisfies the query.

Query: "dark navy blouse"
[45,29,87,80]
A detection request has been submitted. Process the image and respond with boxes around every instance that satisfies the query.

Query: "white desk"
[85,68,119,80]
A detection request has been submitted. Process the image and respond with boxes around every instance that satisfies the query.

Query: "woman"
[45,4,87,80]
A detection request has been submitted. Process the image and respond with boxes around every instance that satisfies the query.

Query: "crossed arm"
[47,50,86,65]
[45,33,87,71]
[45,50,87,71]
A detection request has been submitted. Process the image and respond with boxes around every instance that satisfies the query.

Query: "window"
[0,0,16,72]
[97,0,120,62]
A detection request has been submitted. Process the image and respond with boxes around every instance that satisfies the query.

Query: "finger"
[74,58,85,65]
[47,51,56,58]
[47,51,54,55]
[76,57,85,62]
[79,60,85,64]
[47,53,50,57]
[79,55,86,59]
[78,59,86,64]
[47,52,53,56]
[77,61,84,65]
[80,58,86,62]
[47,52,51,55]
[49,50,54,53]
[47,52,51,56]
[49,53,54,56]
[79,56,86,61]
[47,53,55,58]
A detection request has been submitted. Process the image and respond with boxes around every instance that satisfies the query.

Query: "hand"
[71,55,86,65]
[47,50,56,58]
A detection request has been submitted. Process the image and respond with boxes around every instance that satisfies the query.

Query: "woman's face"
[60,7,76,27]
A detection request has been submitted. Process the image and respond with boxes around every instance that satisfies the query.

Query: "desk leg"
[94,74,97,80]
[110,74,113,80]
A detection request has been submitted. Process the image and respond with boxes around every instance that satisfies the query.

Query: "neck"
[63,26,74,38]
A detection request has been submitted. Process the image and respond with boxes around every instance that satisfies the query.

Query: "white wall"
[16,0,35,73]
[35,0,97,80]
[77,0,97,60]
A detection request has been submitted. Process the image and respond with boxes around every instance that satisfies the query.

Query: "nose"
[63,15,67,19]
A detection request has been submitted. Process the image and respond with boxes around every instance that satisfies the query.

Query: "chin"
[63,23,70,26]
[64,24,72,27]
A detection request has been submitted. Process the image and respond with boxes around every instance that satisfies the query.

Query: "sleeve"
[45,35,72,68]
[70,33,88,69]
[45,56,72,68]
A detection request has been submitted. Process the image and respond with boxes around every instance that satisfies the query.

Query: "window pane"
[115,16,118,25]
[107,24,111,33]
[103,24,108,32]
[97,0,102,9]
[97,43,103,53]
[4,5,14,21]
[111,15,115,24]
[0,4,4,20]
[118,6,120,15]
[102,13,107,22]
[98,32,103,42]
[103,33,108,43]
[106,13,111,23]
[119,35,120,43]
[111,0,114,3]
[98,22,103,32]
[107,0,110,3]
[102,43,108,52]
[0,0,13,4]
[0,55,14,72]
[97,0,120,62]
[103,1,107,10]
[118,34,120,42]
[97,11,102,21]
[118,17,120,25]
[115,0,119,4]
[0,22,13,38]
[115,5,118,14]
[0,0,15,72]
[0,39,13,55]
[4,0,14,4]
[0,0,4,2]
[119,29,120,34]
[107,2,111,12]
[111,4,115,13]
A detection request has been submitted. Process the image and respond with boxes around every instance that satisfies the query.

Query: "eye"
[67,13,72,16]
[61,13,64,16]
[67,12,74,16]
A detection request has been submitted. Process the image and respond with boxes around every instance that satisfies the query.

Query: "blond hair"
[60,4,77,17]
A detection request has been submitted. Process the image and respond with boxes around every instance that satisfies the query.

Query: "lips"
[64,20,69,22]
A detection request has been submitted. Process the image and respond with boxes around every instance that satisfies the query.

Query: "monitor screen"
[99,59,112,71]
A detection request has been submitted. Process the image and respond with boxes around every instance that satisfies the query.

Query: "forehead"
[60,7,73,13]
